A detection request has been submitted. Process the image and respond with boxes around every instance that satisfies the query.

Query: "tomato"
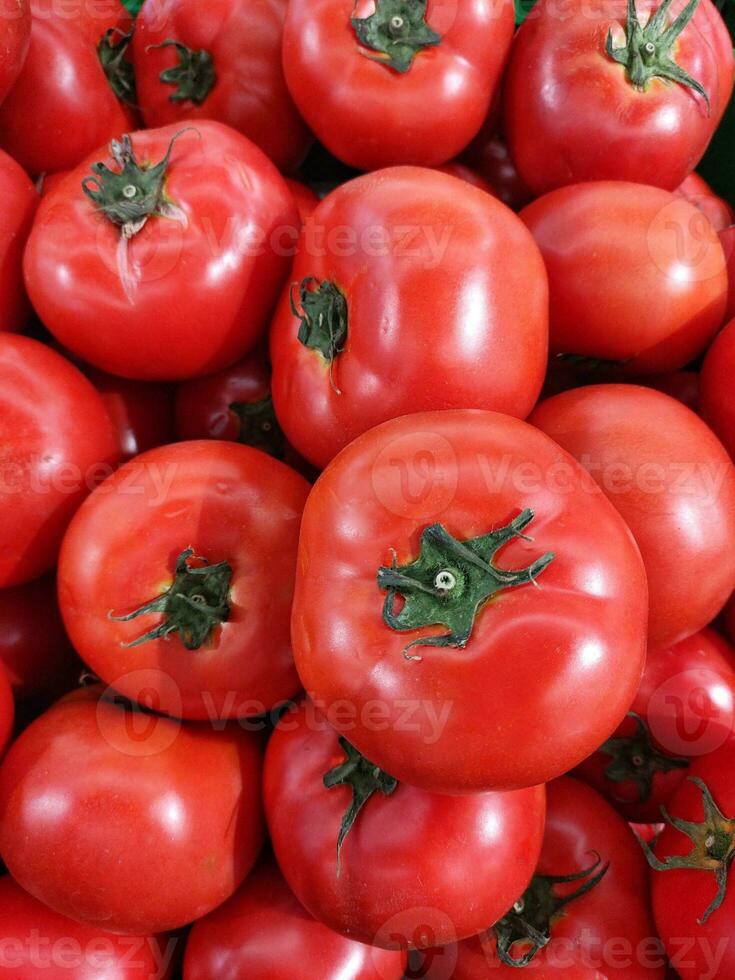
[86,368,175,462]
[270,168,549,470]
[701,316,735,459]
[24,122,298,381]
[0,1,135,175]
[574,629,735,822]
[645,739,735,979]
[521,182,728,374]
[530,385,735,647]
[675,172,735,232]
[631,822,666,845]
[132,0,311,173]
[504,0,734,195]
[292,409,647,793]
[0,575,79,704]
[0,875,173,978]
[264,700,546,949]
[285,178,319,225]
[0,0,29,106]
[434,161,497,197]
[642,371,699,413]
[282,0,515,170]
[0,684,264,934]
[0,334,119,588]
[722,225,735,322]
[184,856,406,979]
[428,778,664,979]
[0,149,36,333]
[58,441,310,721]
[462,133,534,210]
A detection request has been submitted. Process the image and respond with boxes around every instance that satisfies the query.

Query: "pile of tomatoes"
[1,0,735,976]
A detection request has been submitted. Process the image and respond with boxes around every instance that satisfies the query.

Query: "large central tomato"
[291,410,648,793]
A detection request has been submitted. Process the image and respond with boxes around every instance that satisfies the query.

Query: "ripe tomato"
[0,0,30,106]
[264,700,546,949]
[721,225,735,322]
[530,385,735,646]
[0,148,36,333]
[292,410,647,793]
[462,133,533,210]
[0,685,264,934]
[0,1,136,175]
[0,335,119,588]
[429,778,664,979]
[58,441,310,721]
[504,0,734,195]
[24,123,298,380]
[701,316,735,459]
[282,0,515,170]
[271,168,549,470]
[132,0,311,173]
[521,182,728,374]
[184,857,406,979]
[675,172,735,231]
[645,739,735,979]
[574,629,735,822]
[0,875,173,978]
[0,575,79,704]
[285,178,319,224]
[86,368,175,462]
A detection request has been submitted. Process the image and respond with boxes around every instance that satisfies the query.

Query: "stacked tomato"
[0,0,734,977]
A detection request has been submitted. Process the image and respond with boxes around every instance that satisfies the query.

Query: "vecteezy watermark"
[0,934,179,977]
[647,669,735,758]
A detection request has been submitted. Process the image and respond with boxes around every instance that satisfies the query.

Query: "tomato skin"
[521,182,727,374]
[184,857,406,980]
[24,122,298,381]
[434,161,498,197]
[0,335,119,588]
[285,178,320,224]
[0,685,264,935]
[0,876,171,979]
[700,317,735,459]
[133,0,311,173]
[504,0,734,195]
[721,226,735,322]
[86,369,176,462]
[0,149,36,333]
[292,410,647,793]
[282,0,515,170]
[264,700,546,950]
[0,0,30,106]
[574,629,735,822]
[530,385,735,647]
[58,441,310,721]
[0,2,135,175]
[675,173,735,232]
[434,779,664,979]
[271,168,549,470]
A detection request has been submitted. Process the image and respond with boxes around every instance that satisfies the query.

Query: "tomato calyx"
[290,278,348,392]
[109,548,232,650]
[149,39,217,106]
[351,0,441,73]
[641,776,735,923]
[377,509,555,661]
[97,28,137,106]
[493,855,610,967]
[323,736,398,875]
[599,711,689,803]
[230,396,286,459]
[605,0,710,111]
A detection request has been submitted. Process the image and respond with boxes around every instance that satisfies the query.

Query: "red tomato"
[430,778,664,979]
[646,739,735,978]
[292,410,647,793]
[721,225,735,322]
[701,316,735,459]
[642,371,699,413]
[264,700,546,949]
[86,368,175,462]
[0,575,79,704]
[0,685,264,934]
[0,1,135,175]
[58,441,310,721]
[521,182,728,374]
[270,168,549,470]
[282,0,515,170]
[0,0,30,106]
[0,334,119,588]
[24,123,298,380]
[184,857,406,979]
[434,161,498,197]
[530,385,735,646]
[285,178,319,224]
[631,822,666,844]
[0,875,173,978]
[462,133,534,210]
[675,172,735,232]
[574,629,735,822]
[0,148,36,333]
[132,0,311,173]
[504,0,734,195]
